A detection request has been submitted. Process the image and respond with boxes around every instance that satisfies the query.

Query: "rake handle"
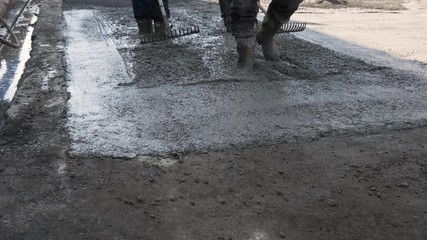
[157,0,170,29]
[257,2,267,15]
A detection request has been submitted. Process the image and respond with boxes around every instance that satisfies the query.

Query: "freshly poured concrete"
[65,4,427,157]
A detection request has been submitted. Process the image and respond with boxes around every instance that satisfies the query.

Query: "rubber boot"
[256,15,282,61]
[137,18,154,34]
[154,19,168,38]
[236,36,255,70]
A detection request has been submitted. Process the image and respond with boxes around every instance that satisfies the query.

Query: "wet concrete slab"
[64,3,427,157]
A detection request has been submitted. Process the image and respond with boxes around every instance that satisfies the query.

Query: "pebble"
[123,199,135,205]
[136,196,145,203]
[398,182,409,188]
[327,199,338,207]
[279,232,286,238]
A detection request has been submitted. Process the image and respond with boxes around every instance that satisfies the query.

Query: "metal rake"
[140,26,200,44]
[279,21,306,33]
[257,2,306,33]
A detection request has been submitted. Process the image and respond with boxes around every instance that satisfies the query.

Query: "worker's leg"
[219,0,232,32]
[150,0,171,35]
[131,0,171,34]
[256,0,303,60]
[267,0,302,24]
[230,0,258,69]
[131,0,154,34]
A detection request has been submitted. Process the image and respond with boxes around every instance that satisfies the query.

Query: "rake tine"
[139,25,200,44]
[256,2,306,33]
[278,21,306,33]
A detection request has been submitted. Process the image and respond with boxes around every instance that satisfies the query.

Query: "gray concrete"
[65,4,427,158]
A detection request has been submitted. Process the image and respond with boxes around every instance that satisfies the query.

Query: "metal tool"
[0,0,26,49]
[139,0,200,44]
[257,2,306,33]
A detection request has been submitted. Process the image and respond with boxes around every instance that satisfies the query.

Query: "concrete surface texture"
[0,0,426,239]
[66,3,427,158]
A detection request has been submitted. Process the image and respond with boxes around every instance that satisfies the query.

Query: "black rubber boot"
[136,18,154,34]
[236,36,255,70]
[154,19,168,38]
[256,15,282,61]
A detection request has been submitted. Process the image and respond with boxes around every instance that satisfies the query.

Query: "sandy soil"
[291,0,427,63]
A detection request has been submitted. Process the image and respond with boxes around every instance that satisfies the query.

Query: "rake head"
[140,26,200,44]
[279,21,306,33]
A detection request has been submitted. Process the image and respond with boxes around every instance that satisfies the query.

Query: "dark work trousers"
[132,0,170,21]
[219,0,303,36]
[219,0,232,20]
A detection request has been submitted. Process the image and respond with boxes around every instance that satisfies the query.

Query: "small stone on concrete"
[327,199,338,206]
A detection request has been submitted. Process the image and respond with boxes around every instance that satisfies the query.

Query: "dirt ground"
[0,0,426,239]
[293,0,427,64]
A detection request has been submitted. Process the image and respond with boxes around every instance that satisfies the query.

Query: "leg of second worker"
[256,0,303,60]
[230,0,258,69]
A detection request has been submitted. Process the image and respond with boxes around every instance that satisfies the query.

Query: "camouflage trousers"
[219,0,303,37]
